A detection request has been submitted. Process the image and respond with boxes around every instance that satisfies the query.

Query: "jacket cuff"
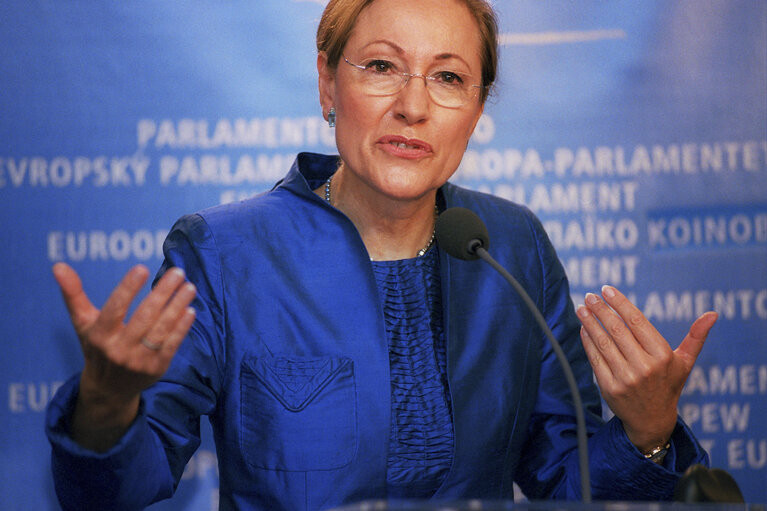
[45,374,172,510]
[46,374,149,459]
[589,415,709,501]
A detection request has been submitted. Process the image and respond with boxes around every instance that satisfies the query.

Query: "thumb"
[676,311,718,366]
[53,262,98,332]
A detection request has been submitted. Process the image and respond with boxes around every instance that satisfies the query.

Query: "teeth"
[392,141,417,149]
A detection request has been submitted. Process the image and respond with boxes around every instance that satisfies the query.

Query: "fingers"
[689,310,718,340]
[578,289,645,365]
[579,286,717,378]
[677,311,718,366]
[577,285,666,390]
[600,286,666,356]
[136,275,197,373]
[156,306,196,358]
[137,304,197,376]
[53,262,98,331]
[139,281,197,353]
[123,267,194,344]
[579,325,617,387]
[97,265,151,331]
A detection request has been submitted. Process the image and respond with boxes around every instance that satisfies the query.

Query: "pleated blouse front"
[370,248,454,498]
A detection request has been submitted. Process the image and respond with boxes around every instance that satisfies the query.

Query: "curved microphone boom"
[435,207,592,503]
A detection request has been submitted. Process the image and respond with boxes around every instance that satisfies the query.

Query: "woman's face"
[318,0,485,203]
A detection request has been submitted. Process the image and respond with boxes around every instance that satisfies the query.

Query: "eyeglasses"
[342,55,483,109]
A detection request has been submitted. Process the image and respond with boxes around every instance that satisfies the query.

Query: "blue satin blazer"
[47,152,707,511]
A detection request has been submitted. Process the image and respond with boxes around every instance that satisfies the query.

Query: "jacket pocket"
[240,355,357,471]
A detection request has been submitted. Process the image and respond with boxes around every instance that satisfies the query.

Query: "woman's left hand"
[577,285,718,454]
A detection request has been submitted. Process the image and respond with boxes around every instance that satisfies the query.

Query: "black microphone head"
[435,207,489,261]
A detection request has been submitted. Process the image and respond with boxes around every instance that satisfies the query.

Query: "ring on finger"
[140,337,163,351]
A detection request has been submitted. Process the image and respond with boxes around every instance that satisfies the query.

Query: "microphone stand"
[472,240,592,502]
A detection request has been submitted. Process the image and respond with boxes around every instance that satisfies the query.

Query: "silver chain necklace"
[324,175,437,257]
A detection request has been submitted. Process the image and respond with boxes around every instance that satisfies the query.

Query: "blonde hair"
[316,0,498,103]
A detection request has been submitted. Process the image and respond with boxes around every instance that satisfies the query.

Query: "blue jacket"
[47,152,707,511]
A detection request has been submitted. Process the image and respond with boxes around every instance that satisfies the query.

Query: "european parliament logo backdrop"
[1,1,765,509]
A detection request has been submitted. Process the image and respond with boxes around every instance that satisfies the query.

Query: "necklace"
[324,175,437,257]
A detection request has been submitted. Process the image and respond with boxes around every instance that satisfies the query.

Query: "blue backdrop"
[1,1,765,509]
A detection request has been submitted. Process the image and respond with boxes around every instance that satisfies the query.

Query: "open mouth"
[378,135,433,155]
[390,141,422,150]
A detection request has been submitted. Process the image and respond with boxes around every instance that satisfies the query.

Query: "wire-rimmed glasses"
[342,55,483,109]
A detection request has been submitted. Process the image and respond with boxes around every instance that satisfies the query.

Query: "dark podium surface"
[330,501,765,511]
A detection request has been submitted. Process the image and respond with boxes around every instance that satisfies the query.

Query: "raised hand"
[52,262,197,451]
[577,285,717,454]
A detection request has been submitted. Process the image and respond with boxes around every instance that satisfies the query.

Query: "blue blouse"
[372,249,453,498]
[46,153,709,511]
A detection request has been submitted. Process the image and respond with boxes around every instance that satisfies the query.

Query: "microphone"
[674,464,745,503]
[435,207,592,503]
[434,207,489,260]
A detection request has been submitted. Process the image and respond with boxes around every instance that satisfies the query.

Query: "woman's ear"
[317,52,336,122]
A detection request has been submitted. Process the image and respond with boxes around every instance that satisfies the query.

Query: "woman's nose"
[392,74,431,124]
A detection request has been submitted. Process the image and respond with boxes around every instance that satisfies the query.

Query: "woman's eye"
[365,60,393,73]
[436,71,464,84]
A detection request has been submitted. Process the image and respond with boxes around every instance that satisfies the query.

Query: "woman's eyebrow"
[358,42,472,69]
[435,53,472,70]
[359,39,405,54]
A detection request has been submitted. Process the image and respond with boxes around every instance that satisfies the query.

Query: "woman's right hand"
[52,262,197,451]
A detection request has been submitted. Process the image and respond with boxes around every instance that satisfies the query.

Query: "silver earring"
[327,107,336,128]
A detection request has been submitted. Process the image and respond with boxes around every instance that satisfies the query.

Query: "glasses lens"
[428,79,474,108]
[363,72,403,95]
[353,60,405,95]
[347,57,478,108]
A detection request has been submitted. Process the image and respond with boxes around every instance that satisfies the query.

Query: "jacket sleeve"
[512,212,709,501]
[45,214,224,511]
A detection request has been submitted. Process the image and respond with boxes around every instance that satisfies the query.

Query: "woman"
[46,0,717,509]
